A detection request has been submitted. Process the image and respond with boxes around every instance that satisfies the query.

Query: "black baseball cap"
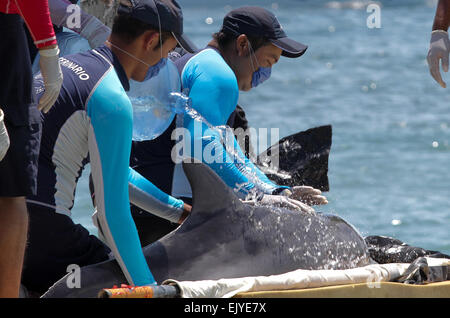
[117,0,197,53]
[222,6,307,58]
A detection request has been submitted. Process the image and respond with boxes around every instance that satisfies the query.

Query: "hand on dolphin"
[281,186,328,206]
[243,195,316,214]
[178,203,192,224]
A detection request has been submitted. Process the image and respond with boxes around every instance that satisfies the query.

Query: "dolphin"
[42,161,372,298]
[124,125,333,248]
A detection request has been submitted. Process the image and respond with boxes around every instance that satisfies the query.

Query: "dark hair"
[212,30,271,54]
[112,13,172,49]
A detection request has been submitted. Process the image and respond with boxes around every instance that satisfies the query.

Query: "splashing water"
[174,92,272,200]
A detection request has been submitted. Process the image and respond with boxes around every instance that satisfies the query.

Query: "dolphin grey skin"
[42,162,372,298]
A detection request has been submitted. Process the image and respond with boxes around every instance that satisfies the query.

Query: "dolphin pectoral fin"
[181,159,244,215]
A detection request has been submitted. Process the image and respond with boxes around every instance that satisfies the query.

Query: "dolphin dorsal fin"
[182,160,243,214]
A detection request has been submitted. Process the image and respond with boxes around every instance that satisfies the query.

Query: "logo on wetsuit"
[59,57,90,81]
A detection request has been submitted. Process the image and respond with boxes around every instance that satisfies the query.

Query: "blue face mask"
[144,57,168,81]
[252,66,272,88]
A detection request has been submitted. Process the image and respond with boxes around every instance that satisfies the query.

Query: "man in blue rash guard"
[173,7,329,203]
[21,0,195,295]
[129,7,328,245]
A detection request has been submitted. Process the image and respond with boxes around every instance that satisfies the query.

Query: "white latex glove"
[427,30,450,88]
[280,186,328,206]
[80,15,111,49]
[38,46,63,113]
[243,194,316,214]
[0,109,10,161]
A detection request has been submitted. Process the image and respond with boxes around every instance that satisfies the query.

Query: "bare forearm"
[433,0,450,31]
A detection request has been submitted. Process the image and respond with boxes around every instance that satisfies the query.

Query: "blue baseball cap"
[117,0,197,53]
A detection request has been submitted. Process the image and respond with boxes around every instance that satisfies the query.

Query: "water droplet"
[432,141,439,148]
[391,219,402,226]
[361,85,369,92]
[326,62,333,69]
[328,25,336,33]
[370,82,377,90]
[205,17,214,24]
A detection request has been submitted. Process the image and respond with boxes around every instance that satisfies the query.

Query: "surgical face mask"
[248,41,272,88]
[144,57,168,81]
[251,66,272,88]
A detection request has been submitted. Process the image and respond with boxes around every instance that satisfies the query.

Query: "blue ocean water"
[72,0,450,255]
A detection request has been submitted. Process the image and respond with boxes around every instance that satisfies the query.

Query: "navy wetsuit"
[23,45,184,293]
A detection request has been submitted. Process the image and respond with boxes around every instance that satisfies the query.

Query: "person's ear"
[143,30,160,51]
[236,34,250,57]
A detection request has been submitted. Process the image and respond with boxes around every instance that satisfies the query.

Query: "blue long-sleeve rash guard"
[30,45,184,286]
[180,48,285,198]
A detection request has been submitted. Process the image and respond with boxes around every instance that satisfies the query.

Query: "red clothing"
[0,0,57,48]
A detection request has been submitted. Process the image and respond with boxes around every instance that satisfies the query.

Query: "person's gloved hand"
[80,15,111,49]
[0,109,10,161]
[427,30,450,88]
[243,194,315,214]
[38,46,63,113]
[280,186,328,206]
